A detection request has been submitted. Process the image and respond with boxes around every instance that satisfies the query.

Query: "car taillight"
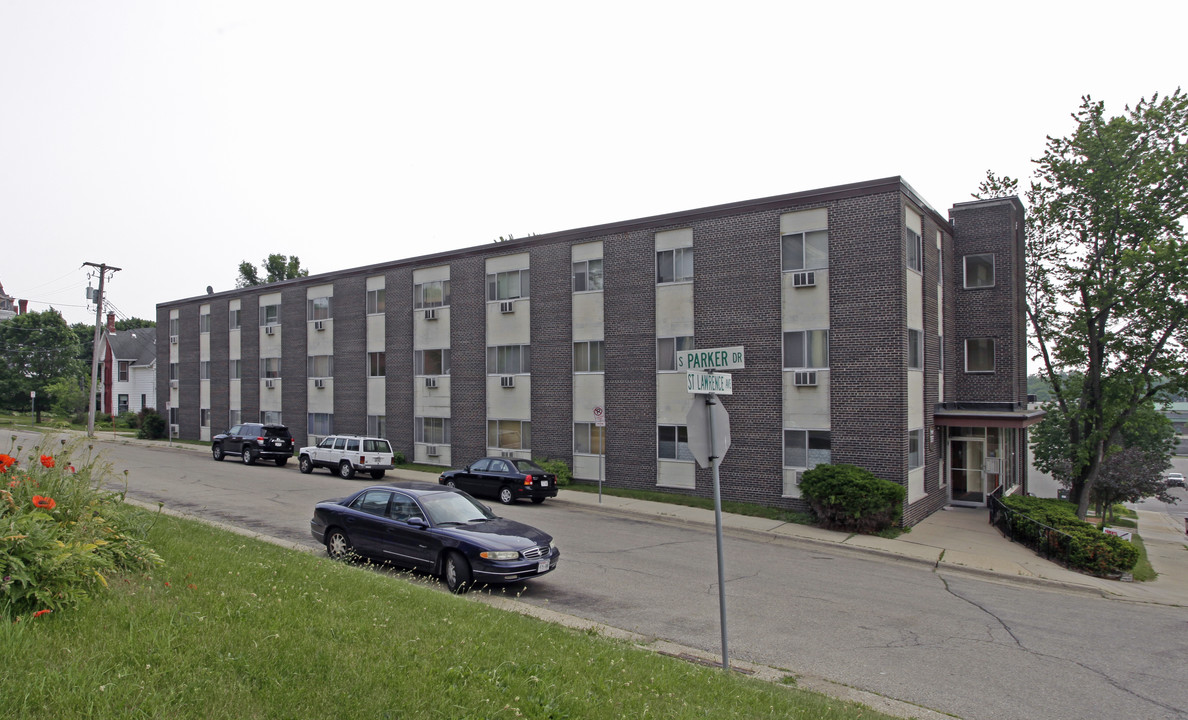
[359,456,366,464]
[523,474,532,486]
[256,436,264,443]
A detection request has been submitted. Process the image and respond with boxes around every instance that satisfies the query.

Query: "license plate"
[274,441,284,447]
[540,480,549,487]
[537,560,550,573]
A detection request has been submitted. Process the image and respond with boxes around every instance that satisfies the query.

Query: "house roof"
[108,327,156,365]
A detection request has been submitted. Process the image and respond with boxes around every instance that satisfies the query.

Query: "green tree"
[236,254,310,288]
[980,90,1188,519]
[0,310,85,420]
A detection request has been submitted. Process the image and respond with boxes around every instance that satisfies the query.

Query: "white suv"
[298,435,396,479]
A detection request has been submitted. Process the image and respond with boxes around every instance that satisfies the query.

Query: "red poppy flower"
[39,455,55,469]
[31,609,51,619]
[0,454,15,472]
[31,495,56,510]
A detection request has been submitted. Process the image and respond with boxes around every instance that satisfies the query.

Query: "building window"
[307,355,333,378]
[415,417,452,445]
[199,312,210,333]
[784,429,831,469]
[965,338,995,373]
[572,259,604,292]
[964,254,995,289]
[908,329,923,370]
[657,336,694,372]
[260,304,280,326]
[783,330,829,369]
[414,280,451,309]
[200,409,210,428]
[229,409,241,427]
[368,352,386,377]
[367,288,386,315]
[488,420,530,451]
[117,394,129,414]
[118,361,130,382]
[367,415,386,438]
[574,341,605,373]
[308,413,333,436]
[414,349,451,376]
[487,270,529,302]
[487,345,530,375]
[261,411,281,425]
[200,361,211,380]
[229,359,241,380]
[169,362,179,381]
[574,423,605,455]
[169,318,180,337]
[657,247,694,284]
[168,407,179,426]
[909,429,924,469]
[938,337,944,372]
[937,237,944,286]
[229,308,241,330]
[307,297,332,321]
[657,425,693,461]
[781,230,829,271]
[261,357,281,379]
[907,228,924,273]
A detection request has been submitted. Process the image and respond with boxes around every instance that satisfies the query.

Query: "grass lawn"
[1,510,901,720]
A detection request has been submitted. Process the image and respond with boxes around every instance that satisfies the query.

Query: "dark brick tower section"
[155,306,170,417]
[947,197,1028,405]
[603,229,658,490]
[177,305,200,439]
[529,243,574,464]
[385,267,414,458]
[332,276,367,437]
[209,298,230,432]
[281,287,309,446]
[240,295,261,423]
[450,256,488,465]
[829,190,906,483]
[693,211,784,506]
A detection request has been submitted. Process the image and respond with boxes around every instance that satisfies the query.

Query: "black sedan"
[439,457,559,505]
[309,481,559,593]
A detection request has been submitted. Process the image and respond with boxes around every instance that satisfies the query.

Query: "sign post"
[683,345,743,671]
[593,406,605,503]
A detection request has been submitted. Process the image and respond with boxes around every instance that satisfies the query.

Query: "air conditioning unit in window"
[500,375,515,388]
[792,271,816,288]
[169,334,178,344]
[426,445,439,457]
[424,308,437,321]
[424,376,438,389]
[499,300,515,314]
[501,450,516,458]
[793,370,818,387]
[314,378,326,389]
[168,379,177,389]
[264,379,276,389]
[314,320,325,331]
[169,424,179,436]
[264,325,276,335]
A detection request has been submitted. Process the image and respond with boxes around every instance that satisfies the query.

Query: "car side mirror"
[408,516,428,528]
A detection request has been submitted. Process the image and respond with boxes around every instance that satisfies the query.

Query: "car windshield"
[512,459,545,474]
[419,491,496,525]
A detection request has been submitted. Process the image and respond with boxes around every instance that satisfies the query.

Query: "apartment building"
[158,177,1042,526]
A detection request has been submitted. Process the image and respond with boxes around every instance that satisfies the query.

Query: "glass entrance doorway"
[950,438,986,505]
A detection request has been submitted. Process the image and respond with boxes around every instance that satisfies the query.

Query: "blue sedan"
[310,481,559,593]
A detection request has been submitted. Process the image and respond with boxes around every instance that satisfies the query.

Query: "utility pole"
[84,262,121,438]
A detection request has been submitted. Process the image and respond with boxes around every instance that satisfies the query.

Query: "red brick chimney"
[17,299,27,314]
[107,312,116,332]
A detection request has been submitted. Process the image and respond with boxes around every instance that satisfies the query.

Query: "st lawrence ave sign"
[687,371,733,395]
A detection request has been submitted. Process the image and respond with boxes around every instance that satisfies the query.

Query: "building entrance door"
[950,438,986,505]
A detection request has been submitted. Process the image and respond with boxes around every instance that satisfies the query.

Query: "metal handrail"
[987,489,1077,564]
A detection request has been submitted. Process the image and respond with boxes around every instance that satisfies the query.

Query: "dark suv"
[212,423,295,466]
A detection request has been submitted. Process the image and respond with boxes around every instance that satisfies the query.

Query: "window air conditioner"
[424,376,438,389]
[314,378,326,389]
[793,370,818,387]
[170,379,178,389]
[264,379,275,389]
[169,424,179,436]
[169,335,178,344]
[424,308,437,321]
[792,271,816,288]
[501,450,515,458]
[426,445,439,457]
[314,320,325,331]
[500,375,515,388]
[499,300,515,314]
[264,325,276,335]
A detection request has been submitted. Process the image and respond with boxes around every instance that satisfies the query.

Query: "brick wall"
[529,242,575,463]
[332,276,367,438]
[209,297,229,432]
[450,255,487,464]
[281,287,308,444]
[385,267,414,459]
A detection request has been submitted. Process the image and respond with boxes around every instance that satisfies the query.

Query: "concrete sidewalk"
[549,488,1188,606]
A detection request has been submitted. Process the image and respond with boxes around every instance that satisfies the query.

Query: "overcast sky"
[1,1,1183,328]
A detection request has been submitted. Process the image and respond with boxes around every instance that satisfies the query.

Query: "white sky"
[1,1,1183,327]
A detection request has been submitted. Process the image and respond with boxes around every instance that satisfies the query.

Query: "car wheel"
[498,485,514,505]
[299,455,314,474]
[444,479,456,488]
[531,496,546,504]
[370,470,385,480]
[339,461,355,479]
[212,444,224,462]
[325,529,353,560]
[444,552,472,594]
[275,457,288,467]
[241,447,257,465]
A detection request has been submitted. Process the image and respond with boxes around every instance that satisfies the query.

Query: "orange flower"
[39,455,55,469]
[31,609,51,619]
[0,454,15,472]
[31,495,56,510]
